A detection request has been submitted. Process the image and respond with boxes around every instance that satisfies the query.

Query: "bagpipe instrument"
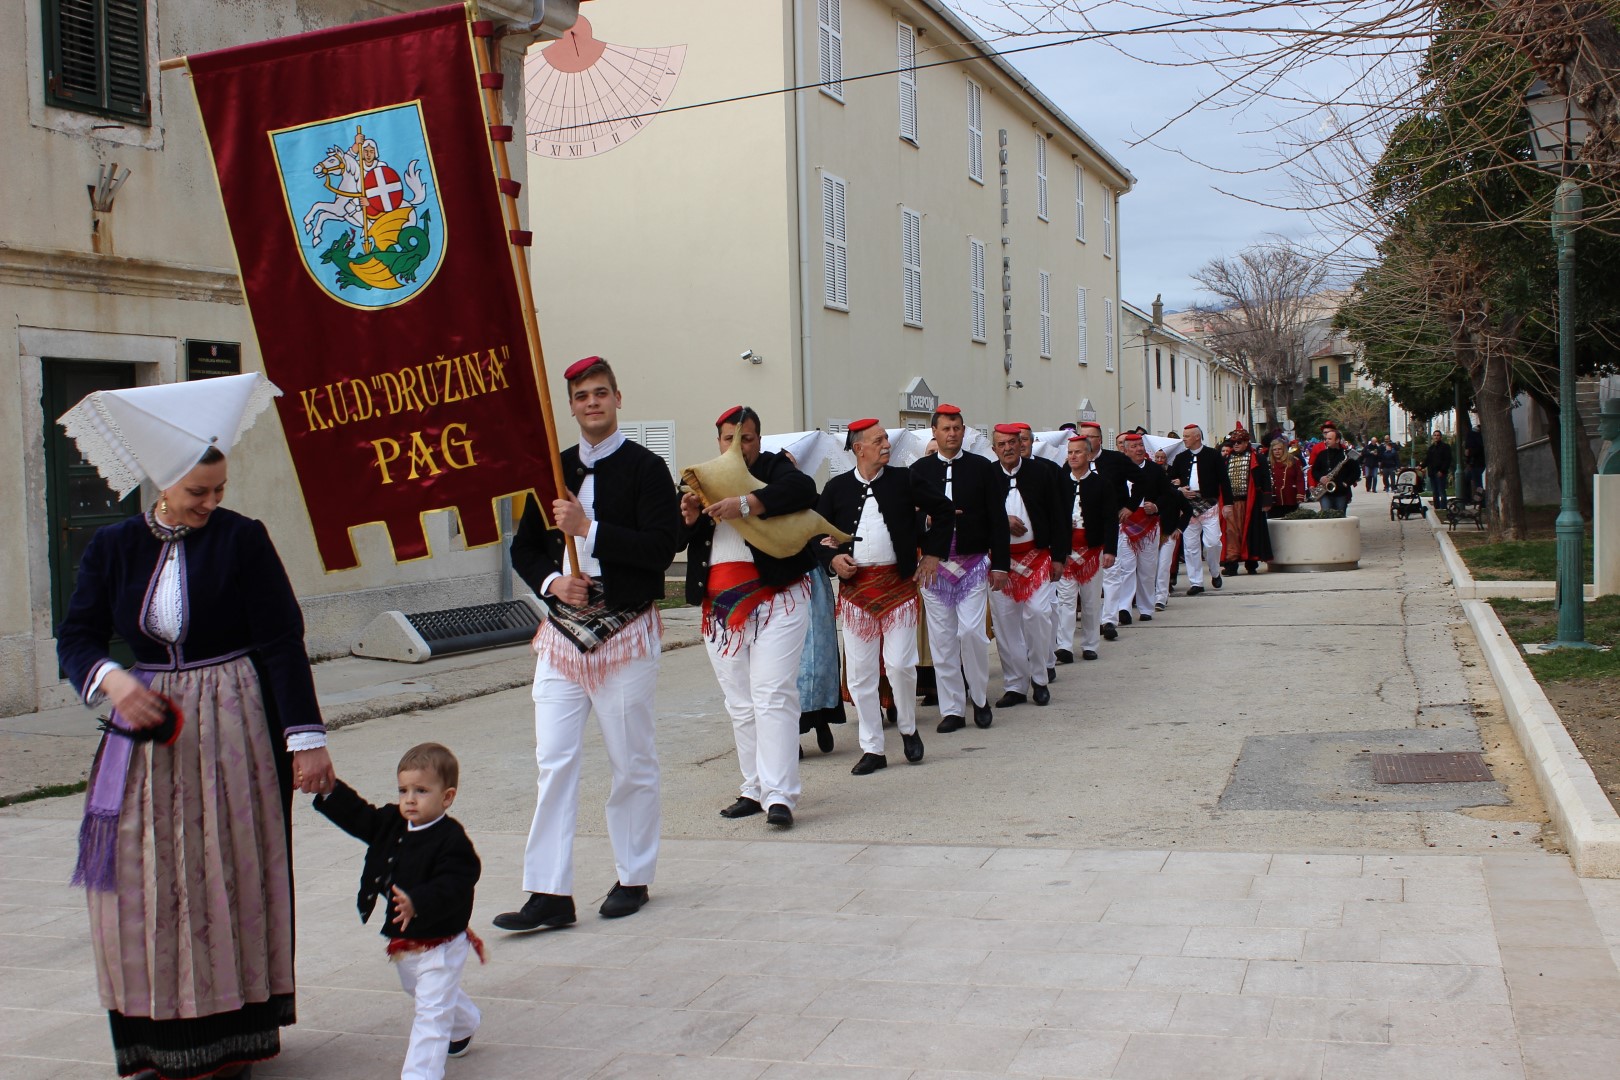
[680,436,853,558]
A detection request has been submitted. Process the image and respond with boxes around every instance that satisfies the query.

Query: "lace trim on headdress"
[59,395,144,499]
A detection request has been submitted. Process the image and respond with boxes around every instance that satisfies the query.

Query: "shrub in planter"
[1281,508,1346,520]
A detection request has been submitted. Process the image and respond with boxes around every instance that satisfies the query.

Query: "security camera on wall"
[741,350,763,365]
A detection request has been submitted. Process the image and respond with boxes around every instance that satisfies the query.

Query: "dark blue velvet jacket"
[55,508,325,744]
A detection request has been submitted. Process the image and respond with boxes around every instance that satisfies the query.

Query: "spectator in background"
[1380,438,1399,490]
[1362,438,1382,492]
[1424,430,1453,509]
[1268,439,1306,518]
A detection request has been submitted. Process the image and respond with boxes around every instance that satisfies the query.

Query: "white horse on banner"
[302,146,426,245]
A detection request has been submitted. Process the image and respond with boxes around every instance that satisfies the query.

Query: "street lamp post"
[1525,79,1592,648]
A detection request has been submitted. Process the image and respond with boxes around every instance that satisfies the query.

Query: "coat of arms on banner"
[270,102,445,308]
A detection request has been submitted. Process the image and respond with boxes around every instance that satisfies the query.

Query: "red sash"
[1122,507,1159,552]
[1064,531,1103,584]
[1006,541,1053,603]
[837,564,918,641]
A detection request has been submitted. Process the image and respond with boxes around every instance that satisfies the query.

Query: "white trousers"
[1183,508,1222,587]
[921,577,991,716]
[1155,536,1176,606]
[397,933,480,1080]
[990,580,1053,695]
[1103,527,1159,621]
[705,585,811,810]
[1055,569,1103,654]
[844,608,919,755]
[524,649,660,895]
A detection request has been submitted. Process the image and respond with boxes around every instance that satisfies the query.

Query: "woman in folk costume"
[1218,424,1274,574]
[1267,438,1307,519]
[54,374,335,1080]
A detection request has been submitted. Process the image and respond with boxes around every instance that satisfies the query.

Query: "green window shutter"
[104,0,149,122]
[43,0,150,125]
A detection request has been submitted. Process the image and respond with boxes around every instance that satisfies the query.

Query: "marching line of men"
[492,360,1257,932]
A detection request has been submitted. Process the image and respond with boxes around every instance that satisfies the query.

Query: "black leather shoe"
[937,714,965,733]
[720,796,763,819]
[851,753,888,775]
[995,691,1026,708]
[1138,613,1153,622]
[920,692,939,706]
[493,892,576,932]
[599,882,649,919]
[1101,622,1118,641]
[766,803,793,827]
[1055,649,1074,664]
[815,719,835,753]
[1081,650,1098,661]
[1047,666,1057,683]
[973,702,994,728]
[1154,602,1167,611]
[1119,610,1133,626]
[902,730,924,762]
[448,1035,473,1058]
[1212,575,1223,589]
[1032,684,1050,706]
[1246,561,1259,574]
[1186,585,1205,596]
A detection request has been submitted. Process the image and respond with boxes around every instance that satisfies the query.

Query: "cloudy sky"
[945,1,1370,312]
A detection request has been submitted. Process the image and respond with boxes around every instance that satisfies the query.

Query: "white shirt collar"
[578,428,626,468]
[938,449,964,464]
[406,813,446,832]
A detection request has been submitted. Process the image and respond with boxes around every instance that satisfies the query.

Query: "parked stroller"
[1389,468,1428,520]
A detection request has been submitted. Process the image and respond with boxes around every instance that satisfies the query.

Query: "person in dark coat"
[1055,435,1119,662]
[1424,430,1454,508]
[315,742,483,1078]
[680,406,818,828]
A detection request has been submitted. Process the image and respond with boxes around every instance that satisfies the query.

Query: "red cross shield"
[364,164,404,216]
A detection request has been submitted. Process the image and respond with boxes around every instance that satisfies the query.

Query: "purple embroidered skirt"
[86,654,296,1078]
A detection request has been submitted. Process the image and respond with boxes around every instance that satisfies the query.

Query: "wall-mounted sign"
[1078,397,1097,423]
[900,375,938,414]
[185,340,242,381]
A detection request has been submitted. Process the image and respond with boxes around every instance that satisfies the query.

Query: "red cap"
[848,418,879,434]
[1013,422,1032,431]
[1234,420,1245,430]
[993,423,1023,435]
[564,355,604,380]
[1183,423,1201,431]
[716,405,744,427]
[1079,421,1102,432]
[1321,420,1338,430]
[1123,432,1144,442]
[935,403,961,416]
[1068,434,1089,444]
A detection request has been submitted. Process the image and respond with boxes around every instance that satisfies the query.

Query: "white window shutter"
[898,23,918,143]
[1075,164,1086,242]
[826,419,852,475]
[1103,297,1116,371]
[1039,270,1052,358]
[622,421,676,477]
[902,207,923,327]
[1036,135,1048,221]
[970,239,986,343]
[967,81,983,182]
[823,174,848,310]
[818,0,843,99]
[1103,190,1114,258]
[1076,286,1088,365]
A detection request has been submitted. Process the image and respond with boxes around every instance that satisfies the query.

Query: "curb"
[1460,598,1620,877]
[1431,518,1595,601]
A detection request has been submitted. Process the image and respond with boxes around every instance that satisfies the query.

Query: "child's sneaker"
[448,1035,473,1058]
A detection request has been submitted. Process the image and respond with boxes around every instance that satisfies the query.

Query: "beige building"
[1119,298,1252,441]
[1,0,544,716]
[522,0,1135,465]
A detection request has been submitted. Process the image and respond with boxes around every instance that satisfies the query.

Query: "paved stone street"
[6,495,1620,1079]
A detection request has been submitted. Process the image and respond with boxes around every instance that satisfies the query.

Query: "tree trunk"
[1467,356,1527,540]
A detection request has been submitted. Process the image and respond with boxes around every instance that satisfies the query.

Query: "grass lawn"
[1450,504,1594,582]
[1488,595,1620,811]
[657,577,690,610]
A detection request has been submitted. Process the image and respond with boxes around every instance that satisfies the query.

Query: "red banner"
[188,3,559,571]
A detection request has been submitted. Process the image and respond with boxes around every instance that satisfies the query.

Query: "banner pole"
[469,10,581,577]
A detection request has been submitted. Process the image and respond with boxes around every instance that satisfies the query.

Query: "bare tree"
[1188,241,1330,429]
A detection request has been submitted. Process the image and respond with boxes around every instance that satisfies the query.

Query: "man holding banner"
[498,357,680,930]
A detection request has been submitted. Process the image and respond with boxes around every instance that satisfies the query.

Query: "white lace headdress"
[58,373,282,497]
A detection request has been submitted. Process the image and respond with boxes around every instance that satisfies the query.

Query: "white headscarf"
[58,372,281,497]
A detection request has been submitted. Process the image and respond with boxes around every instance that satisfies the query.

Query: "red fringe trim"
[533,608,661,692]
[1005,548,1053,603]
[1064,544,1103,584]
[386,928,488,964]
[838,594,919,641]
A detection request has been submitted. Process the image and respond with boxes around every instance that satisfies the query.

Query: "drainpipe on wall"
[792,0,815,430]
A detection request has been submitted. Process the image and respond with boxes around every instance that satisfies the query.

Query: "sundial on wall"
[524,16,687,159]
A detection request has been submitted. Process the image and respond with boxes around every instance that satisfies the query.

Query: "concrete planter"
[1268,516,1361,572]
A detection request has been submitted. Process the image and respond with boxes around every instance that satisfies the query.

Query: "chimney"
[1151,294,1164,326]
